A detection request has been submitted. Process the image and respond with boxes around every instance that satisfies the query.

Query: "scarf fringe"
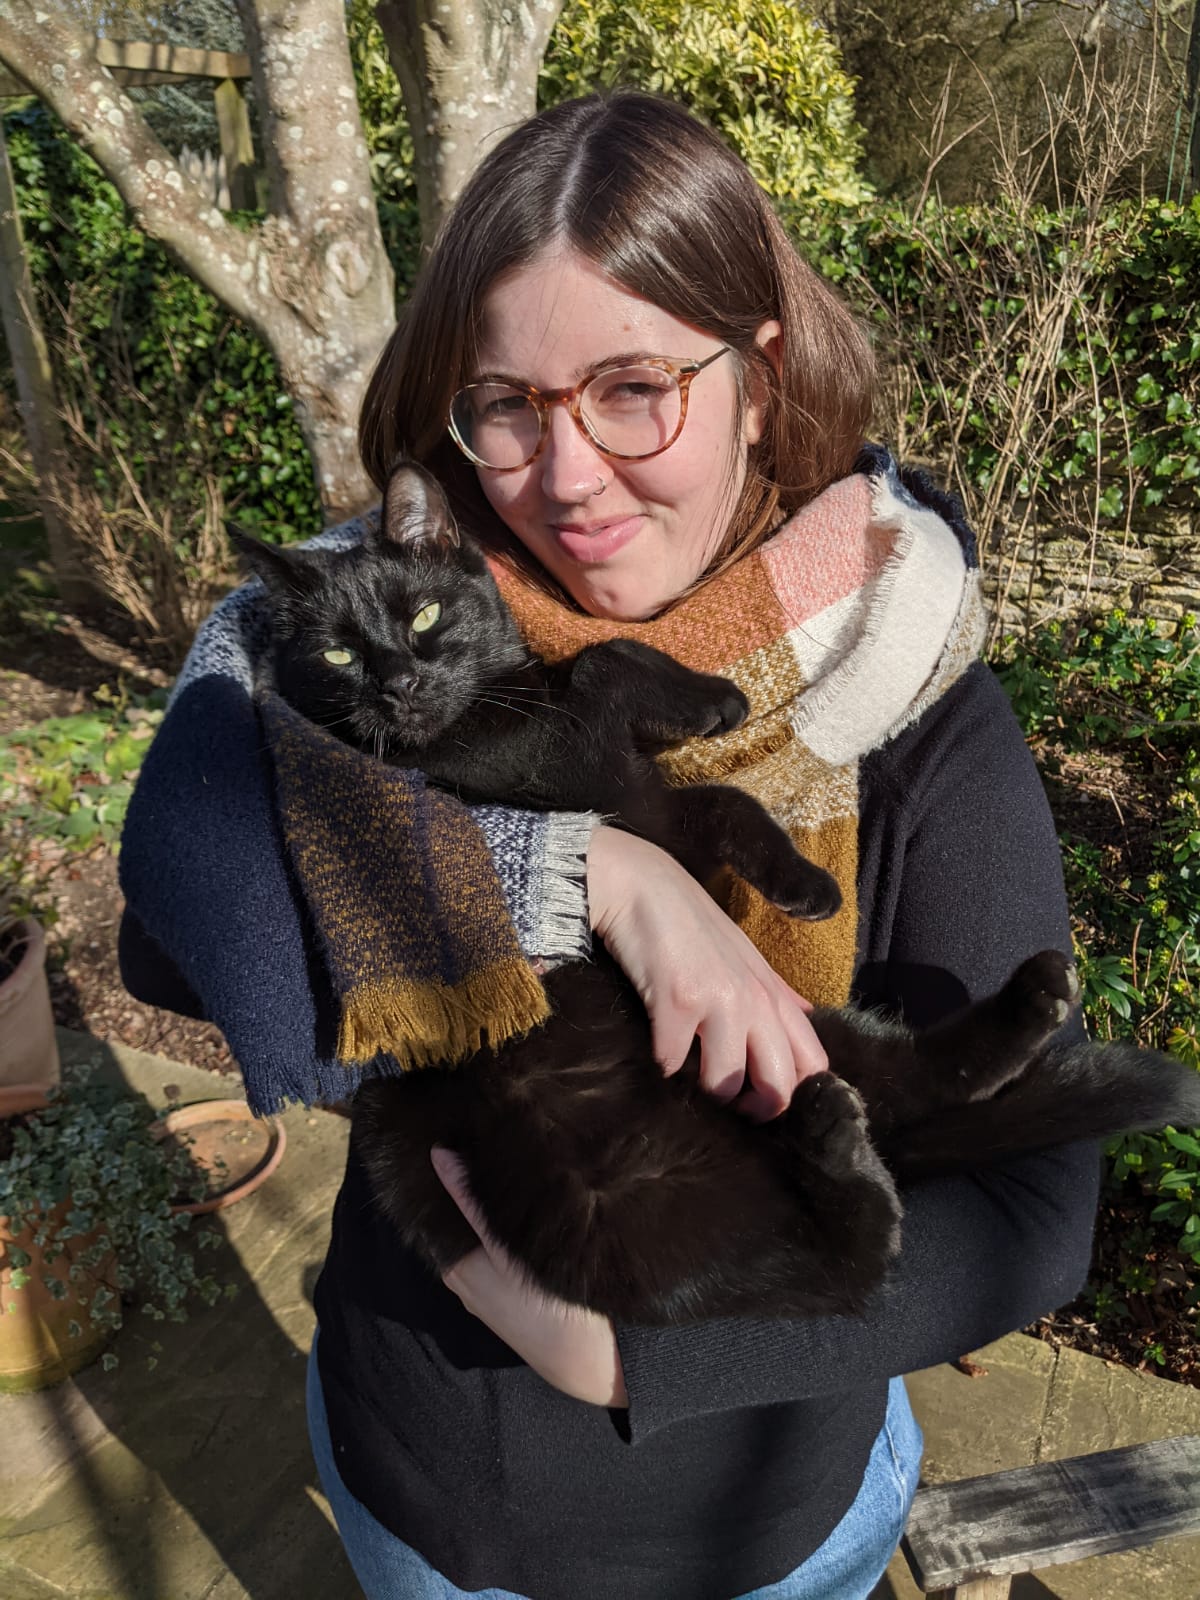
[337,959,551,1069]
[534,812,597,962]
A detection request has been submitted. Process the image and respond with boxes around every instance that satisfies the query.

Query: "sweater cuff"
[472,805,598,968]
[615,1319,755,1444]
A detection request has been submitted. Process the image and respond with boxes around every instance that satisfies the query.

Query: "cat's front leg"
[566,639,749,750]
[670,785,842,921]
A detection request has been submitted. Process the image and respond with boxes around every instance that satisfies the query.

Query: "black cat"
[234,463,1200,1325]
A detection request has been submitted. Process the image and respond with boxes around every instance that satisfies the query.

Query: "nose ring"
[593,475,608,497]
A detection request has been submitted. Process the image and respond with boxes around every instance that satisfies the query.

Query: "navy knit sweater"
[119,647,1097,1600]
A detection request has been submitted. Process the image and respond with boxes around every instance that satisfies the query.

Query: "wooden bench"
[900,1435,1200,1597]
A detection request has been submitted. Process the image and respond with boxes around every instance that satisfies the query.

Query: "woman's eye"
[483,394,531,419]
[322,647,356,666]
[411,602,442,634]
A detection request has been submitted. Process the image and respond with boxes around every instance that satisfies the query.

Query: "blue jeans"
[307,1331,922,1600]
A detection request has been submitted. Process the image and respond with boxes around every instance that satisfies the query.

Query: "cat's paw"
[769,863,842,922]
[690,679,749,737]
[791,1071,870,1160]
[786,1074,902,1258]
[1007,949,1081,1033]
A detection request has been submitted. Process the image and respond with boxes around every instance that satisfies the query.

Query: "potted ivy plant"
[0,1070,228,1393]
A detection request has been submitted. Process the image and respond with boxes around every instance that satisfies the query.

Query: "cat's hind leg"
[912,949,1081,1105]
[754,1072,903,1314]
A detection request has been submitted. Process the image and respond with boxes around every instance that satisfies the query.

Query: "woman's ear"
[743,319,782,448]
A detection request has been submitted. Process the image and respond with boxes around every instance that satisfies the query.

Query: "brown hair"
[359,91,875,579]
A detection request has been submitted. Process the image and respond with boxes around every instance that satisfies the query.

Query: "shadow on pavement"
[1,1035,356,1599]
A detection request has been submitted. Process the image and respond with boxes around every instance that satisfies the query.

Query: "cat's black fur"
[235,463,1200,1325]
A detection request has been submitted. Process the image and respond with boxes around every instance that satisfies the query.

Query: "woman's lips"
[552,515,643,565]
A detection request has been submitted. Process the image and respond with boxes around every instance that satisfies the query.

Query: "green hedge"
[6,82,1200,562]
[810,196,1200,523]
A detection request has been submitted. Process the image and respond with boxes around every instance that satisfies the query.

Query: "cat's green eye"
[322,647,356,666]
[411,602,442,634]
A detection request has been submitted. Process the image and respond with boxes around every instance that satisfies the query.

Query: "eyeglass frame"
[446,346,733,473]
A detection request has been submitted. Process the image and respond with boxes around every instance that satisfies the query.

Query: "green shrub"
[541,0,869,207]
[998,611,1200,1277]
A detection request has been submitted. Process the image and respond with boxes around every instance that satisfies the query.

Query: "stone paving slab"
[0,1029,356,1600]
[5,1032,1200,1598]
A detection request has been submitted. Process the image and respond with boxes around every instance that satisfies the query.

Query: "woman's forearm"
[586,824,827,1118]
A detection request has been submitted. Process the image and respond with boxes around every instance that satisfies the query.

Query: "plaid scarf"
[493,450,985,1009]
[263,694,552,1069]
[266,448,983,1067]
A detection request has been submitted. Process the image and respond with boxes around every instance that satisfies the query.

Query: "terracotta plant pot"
[0,1200,115,1394]
[152,1098,287,1214]
[0,917,61,1097]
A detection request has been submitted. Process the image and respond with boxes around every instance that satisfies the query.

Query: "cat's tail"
[882,1039,1200,1182]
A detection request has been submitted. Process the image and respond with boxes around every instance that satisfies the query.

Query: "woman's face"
[470,248,773,621]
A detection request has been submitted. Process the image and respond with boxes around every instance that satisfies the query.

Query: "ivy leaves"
[805,195,1200,529]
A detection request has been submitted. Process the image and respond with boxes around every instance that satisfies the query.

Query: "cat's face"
[235,466,526,754]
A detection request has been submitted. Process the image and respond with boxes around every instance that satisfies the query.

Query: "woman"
[119,92,1098,1600]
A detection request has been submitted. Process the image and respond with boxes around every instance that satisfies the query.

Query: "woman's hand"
[432,1148,628,1409]
[587,824,827,1121]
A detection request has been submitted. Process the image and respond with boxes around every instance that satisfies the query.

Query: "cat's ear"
[229,525,318,594]
[380,461,460,551]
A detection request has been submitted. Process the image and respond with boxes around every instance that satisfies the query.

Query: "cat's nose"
[382,675,418,704]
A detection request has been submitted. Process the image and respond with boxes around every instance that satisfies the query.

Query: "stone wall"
[985,498,1200,636]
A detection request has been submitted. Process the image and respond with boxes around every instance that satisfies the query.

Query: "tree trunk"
[1187,0,1200,194]
[0,0,396,523]
[0,113,95,606]
[376,0,565,248]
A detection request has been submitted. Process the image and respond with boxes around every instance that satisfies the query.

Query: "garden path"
[2,1030,1199,1599]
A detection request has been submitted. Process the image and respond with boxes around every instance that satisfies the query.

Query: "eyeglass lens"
[450,365,684,470]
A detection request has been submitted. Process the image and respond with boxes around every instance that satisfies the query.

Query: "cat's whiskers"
[476,695,539,723]
[487,682,589,732]
[486,678,545,696]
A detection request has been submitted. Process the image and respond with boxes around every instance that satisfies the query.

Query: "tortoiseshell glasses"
[447,347,732,472]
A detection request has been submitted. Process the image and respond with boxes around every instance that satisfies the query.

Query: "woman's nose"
[537,404,607,505]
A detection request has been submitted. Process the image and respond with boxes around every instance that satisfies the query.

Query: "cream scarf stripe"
[775,473,983,767]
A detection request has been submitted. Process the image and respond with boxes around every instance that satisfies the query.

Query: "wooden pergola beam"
[0,35,259,208]
[95,39,251,80]
[0,38,251,99]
